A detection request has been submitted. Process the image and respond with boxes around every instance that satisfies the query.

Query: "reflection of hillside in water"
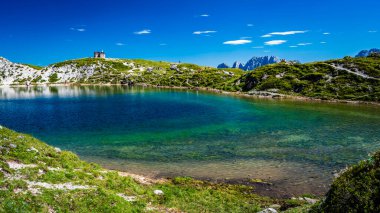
[0,85,154,99]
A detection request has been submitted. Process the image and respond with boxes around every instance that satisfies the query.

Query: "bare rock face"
[0,57,38,85]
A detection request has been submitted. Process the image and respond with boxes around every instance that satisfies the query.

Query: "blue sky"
[1,0,379,66]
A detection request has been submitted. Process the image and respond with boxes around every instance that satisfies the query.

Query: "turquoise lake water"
[1,85,380,196]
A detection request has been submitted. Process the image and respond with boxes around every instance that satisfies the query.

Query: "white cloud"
[252,46,264,49]
[247,24,254,27]
[223,39,252,45]
[368,30,377,33]
[134,29,151,35]
[264,40,287,46]
[320,41,327,44]
[240,36,252,39]
[289,46,298,48]
[323,32,330,35]
[116,43,125,46]
[262,30,307,37]
[70,27,86,32]
[193,30,217,35]
[297,42,312,46]
[200,14,209,17]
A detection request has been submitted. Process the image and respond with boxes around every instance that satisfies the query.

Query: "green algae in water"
[0,85,380,195]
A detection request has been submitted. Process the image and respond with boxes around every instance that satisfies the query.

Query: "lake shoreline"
[2,83,380,106]
[105,167,324,199]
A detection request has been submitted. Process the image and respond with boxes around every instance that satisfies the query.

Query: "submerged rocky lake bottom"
[1,85,380,197]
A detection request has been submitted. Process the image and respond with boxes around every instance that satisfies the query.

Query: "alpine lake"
[1,85,379,197]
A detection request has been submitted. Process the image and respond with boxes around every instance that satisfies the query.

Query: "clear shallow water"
[1,85,380,196]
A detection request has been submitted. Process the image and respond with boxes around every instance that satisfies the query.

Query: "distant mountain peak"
[217,63,229,69]
[232,61,245,70]
[355,48,380,58]
[217,56,280,71]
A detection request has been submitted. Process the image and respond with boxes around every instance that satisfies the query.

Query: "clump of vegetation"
[48,73,59,83]
[311,151,380,212]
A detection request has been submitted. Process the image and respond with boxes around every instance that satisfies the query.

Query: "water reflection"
[0,85,154,99]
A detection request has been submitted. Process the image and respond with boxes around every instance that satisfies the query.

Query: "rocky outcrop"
[0,57,38,85]
[0,57,146,85]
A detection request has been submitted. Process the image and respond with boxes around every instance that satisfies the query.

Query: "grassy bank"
[0,126,312,212]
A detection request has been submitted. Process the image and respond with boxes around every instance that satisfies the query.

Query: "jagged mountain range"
[356,48,380,58]
[217,56,280,71]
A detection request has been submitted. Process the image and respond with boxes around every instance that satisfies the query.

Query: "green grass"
[0,126,311,212]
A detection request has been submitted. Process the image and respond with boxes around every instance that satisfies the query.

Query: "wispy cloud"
[264,40,287,46]
[320,41,327,44]
[323,32,330,35]
[297,42,312,46]
[289,46,298,48]
[247,24,254,27]
[70,27,86,32]
[116,42,125,46]
[193,30,217,35]
[159,43,168,46]
[223,39,252,45]
[240,36,252,39]
[134,29,151,35]
[368,30,377,33]
[262,30,307,38]
[200,14,209,17]
[252,46,264,49]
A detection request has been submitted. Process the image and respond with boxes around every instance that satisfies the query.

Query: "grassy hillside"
[238,57,380,101]
[0,126,310,212]
[3,55,380,102]
[42,56,380,102]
